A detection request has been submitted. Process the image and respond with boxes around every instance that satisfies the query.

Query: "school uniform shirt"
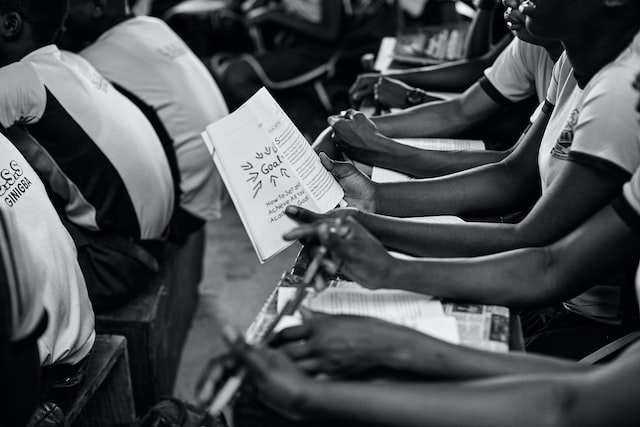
[538,31,640,323]
[0,45,174,240]
[79,17,227,223]
[0,133,95,366]
[480,37,556,105]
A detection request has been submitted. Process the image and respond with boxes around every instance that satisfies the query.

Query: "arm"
[348,35,513,103]
[330,84,515,177]
[238,335,640,427]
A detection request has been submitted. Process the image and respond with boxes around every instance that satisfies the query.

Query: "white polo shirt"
[0,45,174,239]
[79,17,228,222]
[481,37,556,105]
[537,31,640,322]
[0,132,95,366]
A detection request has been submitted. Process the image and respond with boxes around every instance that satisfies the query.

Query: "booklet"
[203,88,344,262]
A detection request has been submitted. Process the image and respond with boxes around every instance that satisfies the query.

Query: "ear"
[92,0,108,17]
[0,12,22,38]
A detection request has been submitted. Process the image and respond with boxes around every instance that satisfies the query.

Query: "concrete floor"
[172,196,302,403]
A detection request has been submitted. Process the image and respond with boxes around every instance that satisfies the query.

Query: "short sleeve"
[567,65,640,179]
[0,63,47,129]
[544,54,567,107]
[483,38,536,103]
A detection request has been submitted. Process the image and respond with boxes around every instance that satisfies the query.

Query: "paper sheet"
[277,287,459,344]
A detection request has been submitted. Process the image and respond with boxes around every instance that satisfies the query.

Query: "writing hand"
[282,216,393,289]
[348,73,379,106]
[271,314,421,376]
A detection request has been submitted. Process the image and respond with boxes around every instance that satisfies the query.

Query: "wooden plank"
[67,335,135,426]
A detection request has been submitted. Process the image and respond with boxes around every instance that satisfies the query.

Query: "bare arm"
[238,336,640,427]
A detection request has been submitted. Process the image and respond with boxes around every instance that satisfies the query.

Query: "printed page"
[249,88,344,212]
[371,137,485,183]
[207,101,299,262]
[277,287,459,343]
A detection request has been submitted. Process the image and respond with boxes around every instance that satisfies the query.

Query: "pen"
[204,245,328,415]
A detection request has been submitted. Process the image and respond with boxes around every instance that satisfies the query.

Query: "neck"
[543,42,563,62]
[563,22,640,81]
[0,40,48,68]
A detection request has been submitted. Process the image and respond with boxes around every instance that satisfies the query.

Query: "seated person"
[349,0,512,103]
[315,0,562,175]
[0,0,175,311]
[65,0,231,243]
[225,158,640,425]
[304,0,640,357]
[0,130,95,412]
[217,0,392,108]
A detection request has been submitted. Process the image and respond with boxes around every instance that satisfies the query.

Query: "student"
[0,0,175,310]
[228,163,640,425]
[349,0,512,102]
[314,0,562,177]
[302,0,640,357]
[65,0,230,243]
[0,130,95,412]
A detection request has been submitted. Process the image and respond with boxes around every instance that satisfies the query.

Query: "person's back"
[0,130,95,393]
[0,47,174,239]
[75,15,229,239]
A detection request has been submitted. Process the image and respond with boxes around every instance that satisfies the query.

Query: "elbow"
[531,379,582,427]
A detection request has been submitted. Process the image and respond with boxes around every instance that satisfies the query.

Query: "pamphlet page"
[205,88,343,262]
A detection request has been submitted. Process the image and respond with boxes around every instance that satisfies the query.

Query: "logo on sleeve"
[551,108,579,160]
[0,160,32,207]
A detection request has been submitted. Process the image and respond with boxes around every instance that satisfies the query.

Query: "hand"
[282,215,393,289]
[348,73,379,106]
[271,314,421,376]
[374,77,415,109]
[327,111,391,169]
[375,77,442,109]
[319,153,376,212]
[225,330,312,421]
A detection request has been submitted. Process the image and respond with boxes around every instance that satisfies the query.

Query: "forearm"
[382,146,510,178]
[372,161,537,219]
[358,216,532,257]
[299,374,584,427]
[380,57,491,92]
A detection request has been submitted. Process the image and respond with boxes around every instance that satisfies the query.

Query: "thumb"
[319,152,335,171]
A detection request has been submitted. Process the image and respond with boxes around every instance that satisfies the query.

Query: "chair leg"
[313,81,333,113]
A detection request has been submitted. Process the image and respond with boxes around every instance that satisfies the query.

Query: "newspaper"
[246,276,510,352]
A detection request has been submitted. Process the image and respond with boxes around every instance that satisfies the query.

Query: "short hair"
[0,0,69,44]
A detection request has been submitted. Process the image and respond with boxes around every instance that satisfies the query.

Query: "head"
[0,0,68,47]
[65,0,128,47]
[520,0,640,44]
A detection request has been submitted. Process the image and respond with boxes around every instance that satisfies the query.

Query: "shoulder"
[0,62,42,89]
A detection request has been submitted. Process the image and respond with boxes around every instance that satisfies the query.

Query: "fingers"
[318,152,334,171]
[271,323,312,347]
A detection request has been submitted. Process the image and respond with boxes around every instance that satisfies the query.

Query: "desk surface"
[246,249,525,352]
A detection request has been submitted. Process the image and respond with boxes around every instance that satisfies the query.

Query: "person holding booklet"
[202,72,640,426]
[314,0,562,177]
[300,0,640,358]
[204,88,344,262]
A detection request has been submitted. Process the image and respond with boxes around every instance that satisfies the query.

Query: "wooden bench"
[66,335,135,427]
[95,228,205,414]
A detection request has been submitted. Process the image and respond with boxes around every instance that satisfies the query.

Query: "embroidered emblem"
[551,108,579,160]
